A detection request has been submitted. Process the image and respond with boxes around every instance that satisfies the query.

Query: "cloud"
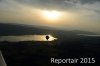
[80,0,100,4]
[11,0,100,14]
[0,0,100,33]
[0,0,100,18]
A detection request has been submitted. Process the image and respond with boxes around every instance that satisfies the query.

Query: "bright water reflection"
[0,35,57,42]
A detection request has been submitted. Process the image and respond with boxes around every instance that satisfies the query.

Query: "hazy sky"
[0,0,100,33]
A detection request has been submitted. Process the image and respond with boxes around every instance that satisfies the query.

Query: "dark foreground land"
[0,36,100,66]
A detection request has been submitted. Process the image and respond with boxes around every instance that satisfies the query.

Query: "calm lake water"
[0,35,57,42]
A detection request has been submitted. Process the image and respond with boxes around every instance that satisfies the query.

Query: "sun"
[41,10,62,21]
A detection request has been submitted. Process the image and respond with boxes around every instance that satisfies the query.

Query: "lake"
[0,35,57,42]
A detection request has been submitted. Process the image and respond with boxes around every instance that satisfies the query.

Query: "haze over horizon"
[0,0,100,34]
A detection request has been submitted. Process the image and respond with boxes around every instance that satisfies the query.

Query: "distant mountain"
[0,23,95,36]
